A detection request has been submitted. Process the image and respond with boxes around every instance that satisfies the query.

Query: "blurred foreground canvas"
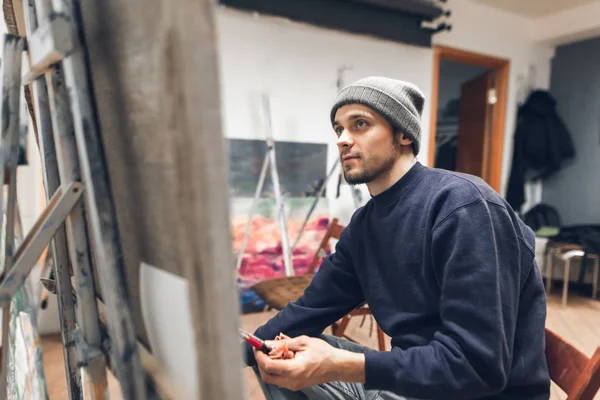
[228,139,333,313]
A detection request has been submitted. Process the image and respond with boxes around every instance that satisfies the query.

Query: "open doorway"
[428,45,510,193]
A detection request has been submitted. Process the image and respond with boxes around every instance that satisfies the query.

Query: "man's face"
[333,104,405,185]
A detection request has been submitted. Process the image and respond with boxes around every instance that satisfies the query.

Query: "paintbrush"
[239,328,272,354]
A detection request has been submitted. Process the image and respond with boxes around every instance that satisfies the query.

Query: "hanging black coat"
[505,90,575,212]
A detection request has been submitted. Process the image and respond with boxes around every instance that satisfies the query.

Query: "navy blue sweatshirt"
[246,162,550,399]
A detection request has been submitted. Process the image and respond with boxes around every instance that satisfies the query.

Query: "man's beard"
[343,156,396,185]
[344,168,373,185]
[342,137,401,185]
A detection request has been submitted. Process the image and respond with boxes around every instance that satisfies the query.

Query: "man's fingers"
[284,335,310,351]
[258,364,279,380]
[259,368,293,389]
[262,374,303,392]
[258,362,304,391]
[254,349,274,367]
[255,349,282,375]
[258,355,299,376]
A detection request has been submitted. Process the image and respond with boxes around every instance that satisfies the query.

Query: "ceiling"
[471,0,598,17]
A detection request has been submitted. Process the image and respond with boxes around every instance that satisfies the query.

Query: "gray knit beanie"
[330,77,425,155]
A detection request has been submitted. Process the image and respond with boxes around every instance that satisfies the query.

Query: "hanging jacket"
[506,90,575,212]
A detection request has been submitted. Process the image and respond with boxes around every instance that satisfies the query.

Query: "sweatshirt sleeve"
[245,223,365,366]
[363,199,527,399]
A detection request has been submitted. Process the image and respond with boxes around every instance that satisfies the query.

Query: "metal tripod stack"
[0,0,182,398]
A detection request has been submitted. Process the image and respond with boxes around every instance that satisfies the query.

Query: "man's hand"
[254,335,365,392]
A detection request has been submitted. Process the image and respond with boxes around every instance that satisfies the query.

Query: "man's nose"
[336,130,353,148]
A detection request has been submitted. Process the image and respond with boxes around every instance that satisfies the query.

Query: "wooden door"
[455,70,495,181]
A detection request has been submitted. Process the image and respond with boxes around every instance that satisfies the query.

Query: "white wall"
[4,0,559,228]
[5,1,560,228]
[216,8,434,224]
[215,0,555,220]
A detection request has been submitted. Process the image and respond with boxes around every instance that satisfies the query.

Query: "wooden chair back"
[545,328,600,400]
[307,218,344,274]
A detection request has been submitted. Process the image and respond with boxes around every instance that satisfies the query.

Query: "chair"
[251,218,386,351]
[545,328,600,399]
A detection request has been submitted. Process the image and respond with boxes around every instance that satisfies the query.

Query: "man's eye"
[335,127,344,136]
[357,120,367,128]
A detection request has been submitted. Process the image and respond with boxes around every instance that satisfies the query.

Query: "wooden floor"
[40,335,123,399]
[41,293,600,399]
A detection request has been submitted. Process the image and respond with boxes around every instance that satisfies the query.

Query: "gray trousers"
[252,335,419,400]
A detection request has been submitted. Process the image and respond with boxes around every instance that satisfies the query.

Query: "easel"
[0,0,185,398]
[236,94,294,277]
[290,159,340,251]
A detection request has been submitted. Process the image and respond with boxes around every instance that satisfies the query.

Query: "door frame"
[428,45,510,193]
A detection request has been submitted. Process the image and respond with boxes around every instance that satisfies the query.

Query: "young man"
[244,77,550,400]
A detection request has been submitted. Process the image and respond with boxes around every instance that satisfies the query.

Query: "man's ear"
[399,134,413,146]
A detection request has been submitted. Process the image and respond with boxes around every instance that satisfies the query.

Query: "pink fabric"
[233,215,331,288]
